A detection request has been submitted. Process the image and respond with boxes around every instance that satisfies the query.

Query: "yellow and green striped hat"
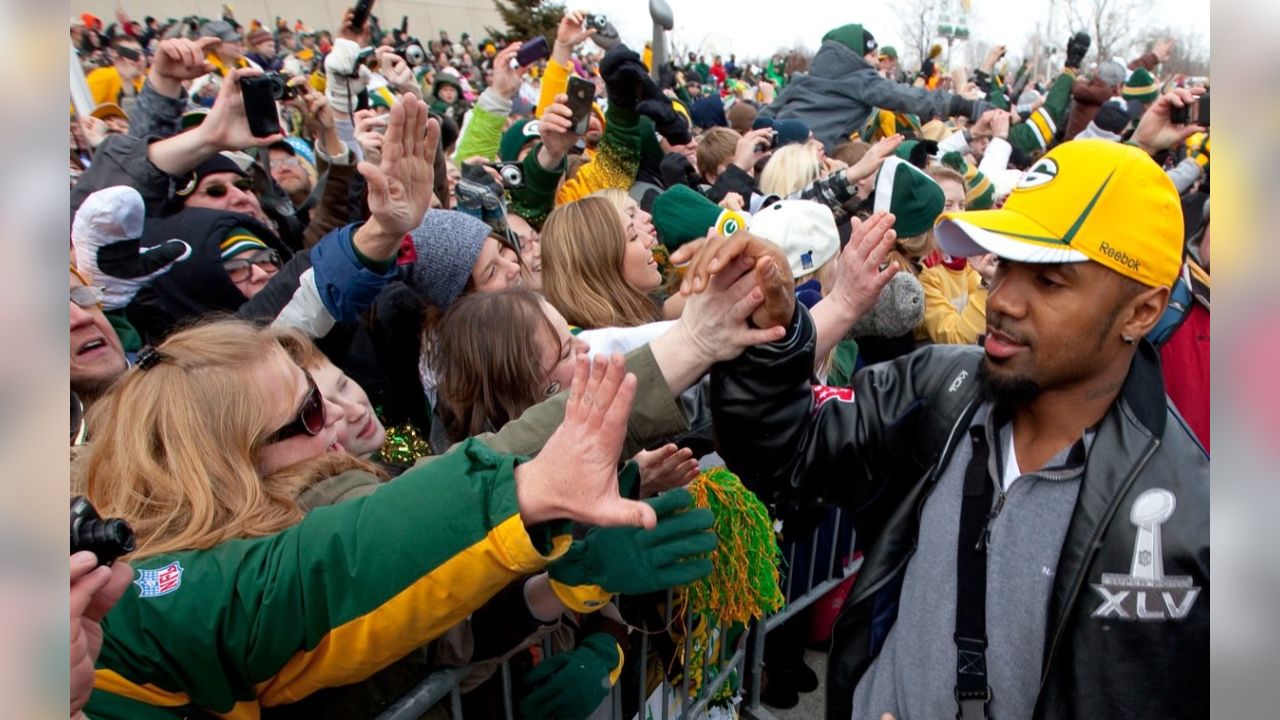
[1123,68,1159,103]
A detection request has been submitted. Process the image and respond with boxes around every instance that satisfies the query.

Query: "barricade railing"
[377,506,860,720]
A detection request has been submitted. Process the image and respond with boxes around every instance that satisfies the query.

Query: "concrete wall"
[75,0,506,44]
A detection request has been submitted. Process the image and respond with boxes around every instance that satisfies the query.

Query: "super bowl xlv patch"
[1091,489,1200,622]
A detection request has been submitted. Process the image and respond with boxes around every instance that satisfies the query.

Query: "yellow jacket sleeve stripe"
[257,514,559,705]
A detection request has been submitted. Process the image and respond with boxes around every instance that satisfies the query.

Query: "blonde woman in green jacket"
[82,250,785,718]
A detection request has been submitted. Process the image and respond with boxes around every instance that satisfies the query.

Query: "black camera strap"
[955,426,994,720]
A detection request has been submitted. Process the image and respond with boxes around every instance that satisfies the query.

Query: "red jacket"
[1161,302,1210,452]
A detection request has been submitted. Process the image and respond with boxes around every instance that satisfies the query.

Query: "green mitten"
[519,633,621,720]
[548,488,716,595]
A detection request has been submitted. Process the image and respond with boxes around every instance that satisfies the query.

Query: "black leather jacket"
[711,306,1208,719]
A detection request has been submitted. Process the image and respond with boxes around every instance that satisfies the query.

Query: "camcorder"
[70,495,136,566]
[586,14,610,32]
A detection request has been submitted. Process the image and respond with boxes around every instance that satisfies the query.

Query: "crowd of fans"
[69,4,1209,719]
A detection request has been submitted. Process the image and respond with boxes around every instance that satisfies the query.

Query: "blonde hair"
[696,127,740,180]
[589,187,631,214]
[541,196,660,329]
[888,230,937,277]
[759,142,823,197]
[927,165,967,189]
[84,320,375,559]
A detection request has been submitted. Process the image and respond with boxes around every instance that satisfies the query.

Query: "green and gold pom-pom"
[672,467,784,701]
[686,467,785,625]
[375,422,432,466]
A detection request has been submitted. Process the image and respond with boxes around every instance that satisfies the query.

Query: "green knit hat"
[939,151,995,211]
[498,119,541,162]
[219,228,269,261]
[1123,68,1159,103]
[879,46,898,60]
[893,138,937,168]
[873,157,945,237]
[822,24,878,56]
[651,185,747,251]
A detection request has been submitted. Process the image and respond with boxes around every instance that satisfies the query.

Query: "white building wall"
[74,0,506,45]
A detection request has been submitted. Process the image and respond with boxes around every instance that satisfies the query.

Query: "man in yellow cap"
[683,101,1208,718]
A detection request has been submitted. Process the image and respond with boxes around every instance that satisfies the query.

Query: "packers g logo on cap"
[716,210,746,237]
[1017,158,1059,190]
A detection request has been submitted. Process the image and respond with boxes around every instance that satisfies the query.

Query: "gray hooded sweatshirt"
[761,40,993,151]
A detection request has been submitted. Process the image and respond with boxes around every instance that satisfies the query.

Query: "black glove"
[637,98,692,146]
[947,94,996,121]
[1065,31,1091,70]
[659,152,699,188]
[600,45,649,111]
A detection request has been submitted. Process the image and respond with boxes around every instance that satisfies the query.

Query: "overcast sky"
[584,0,1209,65]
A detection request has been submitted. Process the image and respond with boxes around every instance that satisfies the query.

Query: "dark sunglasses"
[265,370,325,444]
[201,177,255,198]
[115,45,143,61]
[223,249,281,283]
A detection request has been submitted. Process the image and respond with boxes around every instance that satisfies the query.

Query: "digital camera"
[70,495,136,566]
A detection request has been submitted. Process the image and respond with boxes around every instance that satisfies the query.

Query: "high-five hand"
[515,354,658,529]
[355,98,441,259]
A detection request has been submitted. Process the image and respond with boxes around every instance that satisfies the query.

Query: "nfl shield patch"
[134,561,184,598]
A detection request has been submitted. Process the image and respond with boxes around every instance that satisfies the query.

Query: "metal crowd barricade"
[377,507,860,720]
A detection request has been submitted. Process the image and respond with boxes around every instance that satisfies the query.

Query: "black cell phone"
[515,36,550,67]
[1170,94,1210,126]
[1195,94,1209,126]
[239,76,282,137]
[350,0,376,32]
[566,76,595,135]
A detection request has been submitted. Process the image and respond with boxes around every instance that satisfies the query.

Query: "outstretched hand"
[673,229,795,330]
[635,444,699,497]
[677,249,789,363]
[828,212,900,319]
[358,97,440,243]
[846,133,904,183]
[515,354,658,530]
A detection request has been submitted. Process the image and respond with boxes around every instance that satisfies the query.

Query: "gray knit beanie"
[408,210,493,309]
[849,271,924,338]
[1097,60,1127,88]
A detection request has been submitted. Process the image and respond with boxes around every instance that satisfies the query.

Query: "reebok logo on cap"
[1098,242,1141,273]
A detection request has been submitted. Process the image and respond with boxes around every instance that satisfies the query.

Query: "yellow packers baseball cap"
[934,139,1183,288]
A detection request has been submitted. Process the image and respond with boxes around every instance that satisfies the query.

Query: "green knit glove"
[519,633,621,720]
[547,488,716,595]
